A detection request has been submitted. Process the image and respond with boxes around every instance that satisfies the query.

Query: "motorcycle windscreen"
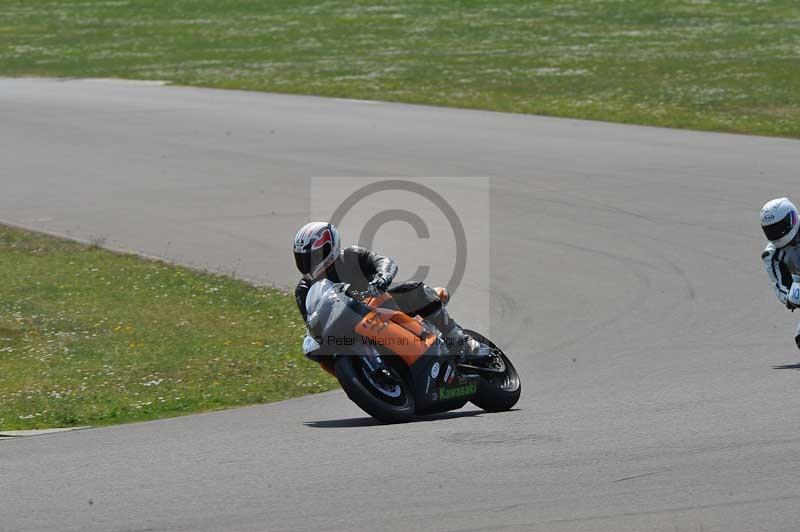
[305,278,337,317]
[354,310,436,366]
[306,280,369,336]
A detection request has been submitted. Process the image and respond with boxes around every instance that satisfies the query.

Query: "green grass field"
[2,0,799,137]
[0,225,335,430]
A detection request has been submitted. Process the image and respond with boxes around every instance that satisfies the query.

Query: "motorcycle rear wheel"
[334,355,415,424]
[463,329,521,412]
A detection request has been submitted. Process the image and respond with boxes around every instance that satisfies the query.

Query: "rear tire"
[463,330,521,412]
[334,355,415,424]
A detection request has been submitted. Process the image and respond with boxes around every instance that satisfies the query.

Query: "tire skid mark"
[525,236,653,357]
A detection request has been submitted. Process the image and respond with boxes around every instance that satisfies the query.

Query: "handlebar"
[348,288,376,302]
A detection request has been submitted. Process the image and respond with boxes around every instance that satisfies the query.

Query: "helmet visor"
[294,243,331,276]
[763,211,796,242]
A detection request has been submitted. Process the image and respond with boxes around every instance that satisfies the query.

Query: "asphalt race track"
[3,78,800,532]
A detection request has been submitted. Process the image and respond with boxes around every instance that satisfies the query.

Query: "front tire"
[463,330,521,412]
[334,355,415,423]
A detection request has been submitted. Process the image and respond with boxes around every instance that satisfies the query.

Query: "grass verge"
[0,225,335,430]
[1,0,799,137]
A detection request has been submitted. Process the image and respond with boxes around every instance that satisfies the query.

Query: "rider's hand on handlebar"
[368,275,390,297]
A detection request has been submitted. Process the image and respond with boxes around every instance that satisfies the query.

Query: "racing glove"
[368,274,390,297]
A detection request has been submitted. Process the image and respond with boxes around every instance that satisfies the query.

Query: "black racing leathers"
[294,246,398,322]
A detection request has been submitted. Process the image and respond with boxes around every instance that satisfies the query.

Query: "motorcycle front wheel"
[334,355,415,424]
[462,329,521,412]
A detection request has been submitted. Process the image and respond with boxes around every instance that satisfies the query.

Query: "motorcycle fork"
[360,352,389,374]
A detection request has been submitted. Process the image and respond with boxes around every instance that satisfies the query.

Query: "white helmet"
[293,222,341,280]
[761,197,800,248]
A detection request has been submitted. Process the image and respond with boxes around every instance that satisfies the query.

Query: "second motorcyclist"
[761,197,800,350]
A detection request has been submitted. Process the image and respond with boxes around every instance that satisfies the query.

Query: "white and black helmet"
[761,197,800,248]
[293,222,341,280]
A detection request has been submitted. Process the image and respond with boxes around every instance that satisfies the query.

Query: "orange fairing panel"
[388,312,426,337]
[354,311,436,366]
[364,291,393,308]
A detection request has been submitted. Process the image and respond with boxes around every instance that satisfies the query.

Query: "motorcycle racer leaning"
[293,221,490,362]
[761,198,800,349]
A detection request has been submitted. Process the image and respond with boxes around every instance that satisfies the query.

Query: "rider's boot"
[426,307,493,363]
